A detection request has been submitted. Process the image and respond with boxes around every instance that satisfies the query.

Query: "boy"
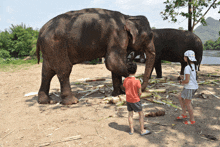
[123,62,151,135]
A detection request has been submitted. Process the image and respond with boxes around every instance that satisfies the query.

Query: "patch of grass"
[0,58,42,72]
[161,60,171,63]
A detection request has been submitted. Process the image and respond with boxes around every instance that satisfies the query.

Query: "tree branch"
[193,0,218,28]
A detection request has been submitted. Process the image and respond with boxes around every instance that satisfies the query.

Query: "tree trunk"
[188,0,192,32]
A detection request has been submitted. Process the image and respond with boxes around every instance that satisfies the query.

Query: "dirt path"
[0,63,220,147]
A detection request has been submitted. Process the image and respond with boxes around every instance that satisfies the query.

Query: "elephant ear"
[124,20,138,44]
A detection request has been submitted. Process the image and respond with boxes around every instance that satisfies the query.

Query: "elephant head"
[126,16,155,90]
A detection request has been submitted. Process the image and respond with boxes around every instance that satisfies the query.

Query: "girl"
[176,50,198,125]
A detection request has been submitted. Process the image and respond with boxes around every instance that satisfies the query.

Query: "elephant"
[36,8,155,105]
[128,29,203,78]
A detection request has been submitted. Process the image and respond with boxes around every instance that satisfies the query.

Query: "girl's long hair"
[186,57,197,71]
[187,57,198,79]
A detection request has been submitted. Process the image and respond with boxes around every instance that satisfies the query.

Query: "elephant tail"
[36,40,40,64]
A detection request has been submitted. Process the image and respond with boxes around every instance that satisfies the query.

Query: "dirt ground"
[0,62,220,147]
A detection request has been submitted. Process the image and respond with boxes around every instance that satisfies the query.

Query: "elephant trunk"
[142,40,156,91]
[105,50,129,77]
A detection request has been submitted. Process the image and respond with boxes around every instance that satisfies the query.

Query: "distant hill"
[194,17,220,43]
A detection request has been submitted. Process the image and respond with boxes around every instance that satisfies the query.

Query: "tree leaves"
[161,0,220,31]
[0,24,39,58]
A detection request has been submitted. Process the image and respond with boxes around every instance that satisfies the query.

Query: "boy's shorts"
[181,88,197,100]
[127,101,142,112]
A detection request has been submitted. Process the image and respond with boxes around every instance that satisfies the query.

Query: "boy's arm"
[138,88,142,97]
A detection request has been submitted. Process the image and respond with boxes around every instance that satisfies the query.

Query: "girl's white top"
[184,64,198,89]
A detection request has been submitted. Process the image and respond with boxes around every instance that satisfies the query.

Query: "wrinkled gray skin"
[128,29,203,78]
[36,8,155,105]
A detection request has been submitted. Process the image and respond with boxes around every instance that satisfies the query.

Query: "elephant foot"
[112,89,125,96]
[61,96,78,105]
[38,92,50,104]
[156,75,162,78]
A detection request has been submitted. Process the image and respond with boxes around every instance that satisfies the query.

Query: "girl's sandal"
[184,120,195,125]
[176,114,187,120]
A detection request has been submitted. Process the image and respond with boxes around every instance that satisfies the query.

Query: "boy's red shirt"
[123,77,141,103]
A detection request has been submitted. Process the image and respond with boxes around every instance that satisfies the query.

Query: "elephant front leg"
[155,60,162,78]
[178,62,187,80]
[111,72,125,96]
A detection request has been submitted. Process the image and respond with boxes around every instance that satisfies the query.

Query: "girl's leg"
[128,111,134,133]
[178,93,187,115]
[185,99,195,121]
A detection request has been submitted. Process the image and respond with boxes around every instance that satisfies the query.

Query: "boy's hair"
[127,62,137,74]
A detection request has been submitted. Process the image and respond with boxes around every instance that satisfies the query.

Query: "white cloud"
[6,6,14,14]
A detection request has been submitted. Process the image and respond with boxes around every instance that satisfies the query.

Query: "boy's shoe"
[176,114,187,120]
[129,132,133,135]
[184,120,195,125]
[141,130,151,136]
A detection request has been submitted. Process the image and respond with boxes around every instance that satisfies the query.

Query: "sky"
[0,0,220,31]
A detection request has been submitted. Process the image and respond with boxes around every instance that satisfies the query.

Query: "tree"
[161,0,220,32]
[0,24,39,58]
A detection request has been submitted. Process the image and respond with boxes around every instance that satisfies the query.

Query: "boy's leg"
[185,99,195,121]
[128,111,134,133]
[138,111,146,134]
[178,93,187,115]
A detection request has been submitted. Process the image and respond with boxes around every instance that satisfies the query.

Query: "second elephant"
[128,29,203,78]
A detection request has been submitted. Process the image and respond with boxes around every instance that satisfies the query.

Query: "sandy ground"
[0,62,220,147]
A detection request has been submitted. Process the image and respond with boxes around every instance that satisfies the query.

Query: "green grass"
[161,60,171,63]
[0,58,42,72]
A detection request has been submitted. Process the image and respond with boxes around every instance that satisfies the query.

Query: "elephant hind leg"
[55,63,78,105]
[38,60,56,104]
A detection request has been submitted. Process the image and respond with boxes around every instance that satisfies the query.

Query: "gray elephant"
[36,8,155,105]
[128,29,203,78]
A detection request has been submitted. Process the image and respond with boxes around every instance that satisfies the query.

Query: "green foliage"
[161,0,220,30]
[161,60,171,63]
[0,49,11,58]
[89,58,100,65]
[0,24,39,58]
[204,37,220,50]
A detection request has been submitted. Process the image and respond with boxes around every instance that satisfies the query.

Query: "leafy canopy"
[161,0,220,30]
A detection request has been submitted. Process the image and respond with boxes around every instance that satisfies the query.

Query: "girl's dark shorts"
[127,101,142,112]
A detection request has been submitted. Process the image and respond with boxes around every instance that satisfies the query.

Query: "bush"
[0,49,11,58]
[0,24,39,58]
[89,58,100,65]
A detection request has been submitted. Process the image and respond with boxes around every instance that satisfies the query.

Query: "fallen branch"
[140,92,153,98]
[24,92,38,97]
[206,91,220,99]
[200,73,220,78]
[147,89,166,93]
[38,135,82,146]
[86,78,106,82]
[162,83,183,88]
[149,78,167,84]
[161,100,182,110]
[143,98,166,105]
[1,130,15,140]
[80,88,99,99]
[145,111,165,117]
